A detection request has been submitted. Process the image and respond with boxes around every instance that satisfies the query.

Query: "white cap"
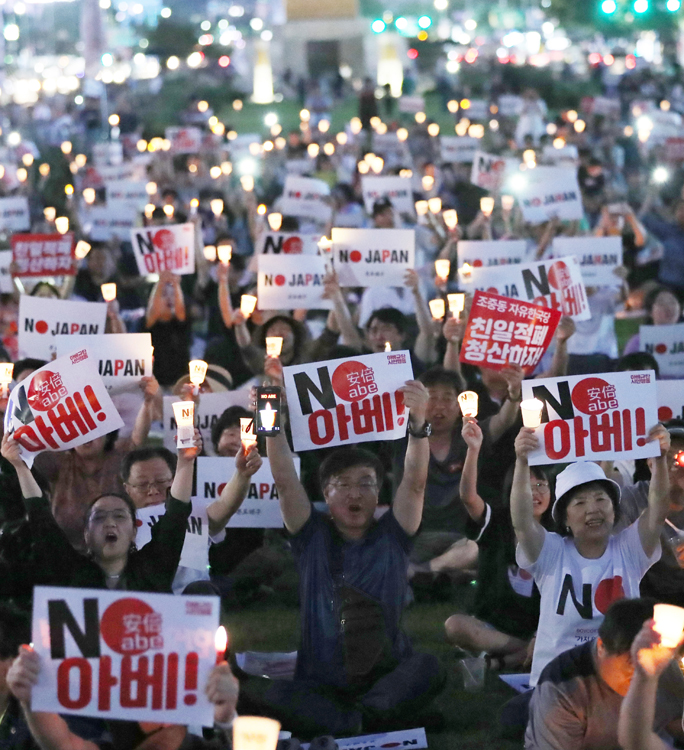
[552,461,621,523]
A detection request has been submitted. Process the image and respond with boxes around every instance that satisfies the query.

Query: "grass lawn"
[224,591,523,750]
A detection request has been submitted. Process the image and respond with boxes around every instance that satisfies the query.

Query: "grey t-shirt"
[525,640,684,750]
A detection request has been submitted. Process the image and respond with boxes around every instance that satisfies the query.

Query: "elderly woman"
[0,430,200,592]
[511,423,670,686]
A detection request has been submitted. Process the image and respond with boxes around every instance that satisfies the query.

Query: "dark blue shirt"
[289,509,413,687]
[641,214,684,290]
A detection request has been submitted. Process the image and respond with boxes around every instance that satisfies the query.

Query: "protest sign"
[283,351,413,452]
[372,132,404,154]
[92,141,123,166]
[92,163,137,184]
[130,223,196,276]
[332,228,415,287]
[657,380,684,422]
[4,349,124,467]
[460,255,591,321]
[196,456,297,528]
[361,176,414,215]
[520,370,660,465]
[440,137,479,163]
[541,144,579,164]
[304,729,428,750]
[106,181,148,211]
[31,586,218,725]
[463,100,489,120]
[398,96,425,113]
[162,392,250,454]
[515,167,583,223]
[457,239,527,268]
[257,255,332,311]
[255,232,320,256]
[54,333,152,395]
[548,236,623,287]
[497,95,523,117]
[285,159,313,175]
[460,291,561,375]
[640,323,684,378]
[79,206,137,241]
[11,233,75,277]
[281,176,332,222]
[0,196,30,231]
[165,126,203,154]
[0,250,13,293]
[470,151,508,192]
[18,295,108,360]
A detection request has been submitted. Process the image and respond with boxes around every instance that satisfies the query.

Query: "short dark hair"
[598,598,655,655]
[319,447,385,492]
[212,406,252,451]
[644,285,682,321]
[87,492,138,526]
[255,315,309,353]
[614,352,660,378]
[120,446,176,483]
[372,197,393,217]
[366,307,408,335]
[555,480,621,536]
[419,366,463,395]
[13,358,48,377]
[0,602,30,659]
[530,465,556,530]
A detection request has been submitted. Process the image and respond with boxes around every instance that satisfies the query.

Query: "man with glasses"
[238,380,445,737]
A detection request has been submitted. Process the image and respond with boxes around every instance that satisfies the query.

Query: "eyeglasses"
[531,482,550,491]
[89,510,131,524]
[328,482,378,493]
[125,478,173,492]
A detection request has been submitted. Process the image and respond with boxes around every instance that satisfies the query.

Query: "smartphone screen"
[255,386,281,435]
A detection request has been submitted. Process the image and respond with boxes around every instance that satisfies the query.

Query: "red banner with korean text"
[460,290,561,375]
[31,587,219,726]
[520,371,660,465]
[283,351,414,452]
[3,348,124,467]
[11,233,75,277]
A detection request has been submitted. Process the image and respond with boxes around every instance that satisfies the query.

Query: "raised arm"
[321,270,363,350]
[441,316,466,391]
[146,270,186,327]
[392,380,430,535]
[266,431,311,533]
[217,262,235,328]
[404,269,437,365]
[1,433,42,498]
[170,428,202,503]
[130,375,161,447]
[459,419,486,523]
[510,427,547,563]
[207,444,263,536]
[638,424,671,557]
[488,364,523,443]
[536,317,575,379]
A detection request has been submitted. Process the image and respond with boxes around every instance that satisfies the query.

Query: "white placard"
[0,249,14,293]
[640,323,684,378]
[460,255,591,321]
[361,176,414,215]
[79,206,138,241]
[304,729,428,750]
[541,144,579,164]
[281,176,332,222]
[106,180,148,210]
[458,239,527,268]
[18,295,108,360]
[515,166,583,224]
[464,99,489,120]
[196,456,295,528]
[0,196,29,231]
[657,380,684,422]
[470,151,509,192]
[283,351,413,452]
[256,255,332,311]
[332,228,414,287]
[520,370,660,465]
[130,223,196,276]
[440,137,479,163]
[93,163,137,184]
[4,349,124,467]
[498,95,524,117]
[54,333,152,394]
[547,236,623,287]
[93,141,123,166]
[31,586,218,725]
[165,126,203,154]
[255,232,321,257]
[398,96,425,114]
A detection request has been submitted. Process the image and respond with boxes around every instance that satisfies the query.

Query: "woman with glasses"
[0,430,201,592]
[445,419,555,670]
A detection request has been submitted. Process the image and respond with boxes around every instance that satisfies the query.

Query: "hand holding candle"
[443,208,458,230]
[101,283,117,302]
[429,298,445,320]
[265,337,283,358]
[458,391,478,419]
[435,259,450,283]
[172,401,195,448]
[188,360,208,394]
[480,197,495,217]
[267,212,282,231]
[447,293,466,321]
[215,625,229,664]
[240,417,257,450]
[217,244,232,265]
[520,398,544,428]
[653,604,684,648]
[240,295,258,318]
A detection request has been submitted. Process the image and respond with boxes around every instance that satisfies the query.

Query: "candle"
[83,187,96,205]
[384,341,391,352]
[233,717,281,750]
[265,337,283,357]
[428,197,442,214]
[171,401,195,448]
[443,209,458,229]
[268,213,282,231]
[101,283,117,302]
[55,217,69,234]
[163,204,175,218]
[422,175,435,191]
[217,244,232,264]
[435,259,450,282]
[75,240,91,260]
[447,293,465,314]
[240,175,255,192]
[210,199,224,216]
[146,181,157,196]
[429,299,445,320]
[317,236,333,254]
[415,200,429,217]
[653,604,684,648]
[240,417,257,449]
[480,197,495,217]
[190,198,199,216]
[44,207,56,223]
[203,245,217,262]
[215,625,228,664]
[259,402,277,431]
[520,398,544,428]
[0,363,14,384]
[460,262,473,279]
[501,195,515,212]
[458,391,479,418]
[240,295,257,318]
[189,360,208,388]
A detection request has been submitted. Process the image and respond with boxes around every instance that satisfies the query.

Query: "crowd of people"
[2,57,684,750]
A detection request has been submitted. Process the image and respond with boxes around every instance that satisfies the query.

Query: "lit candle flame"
[384,341,391,352]
[215,626,228,663]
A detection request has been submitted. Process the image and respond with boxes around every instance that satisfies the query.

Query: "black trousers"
[238,652,445,739]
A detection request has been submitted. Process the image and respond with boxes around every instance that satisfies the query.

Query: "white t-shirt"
[517,521,660,686]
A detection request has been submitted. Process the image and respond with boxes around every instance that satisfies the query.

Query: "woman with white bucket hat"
[510,423,671,687]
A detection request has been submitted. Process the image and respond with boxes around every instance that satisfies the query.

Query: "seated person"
[526,598,684,750]
[241,380,445,738]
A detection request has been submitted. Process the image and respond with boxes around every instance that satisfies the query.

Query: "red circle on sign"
[152,229,175,252]
[473,259,483,267]
[548,260,572,290]
[275,275,286,286]
[100,598,156,655]
[486,286,498,294]
[655,343,667,354]
[282,237,303,254]
[571,376,614,415]
[35,320,49,334]
[332,361,375,402]
[27,370,65,412]
[350,250,362,263]
[659,406,673,422]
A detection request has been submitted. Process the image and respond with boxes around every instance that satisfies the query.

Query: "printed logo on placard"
[331,361,379,401]
[70,349,88,364]
[631,374,651,384]
[571,377,619,415]
[387,354,407,365]
[27,371,68,411]
[100,598,163,655]
[185,601,213,616]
